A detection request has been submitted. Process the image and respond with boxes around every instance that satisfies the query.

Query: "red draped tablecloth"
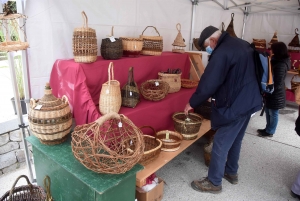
[50,52,194,130]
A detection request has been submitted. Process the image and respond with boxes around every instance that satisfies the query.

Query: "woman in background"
[257,42,290,137]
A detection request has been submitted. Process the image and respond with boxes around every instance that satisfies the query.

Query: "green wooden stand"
[26,135,143,201]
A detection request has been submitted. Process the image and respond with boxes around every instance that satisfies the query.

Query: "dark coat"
[189,32,262,129]
[265,58,290,109]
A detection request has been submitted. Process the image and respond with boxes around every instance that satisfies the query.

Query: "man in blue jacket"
[184,26,262,194]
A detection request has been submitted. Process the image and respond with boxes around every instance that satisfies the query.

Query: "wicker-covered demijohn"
[73,11,97,63]
[101,26,123,60]
[140,79,170,101]
[0,175,46,201]
[156,130,183,152]
[121,67,140,108]
[288,28,300,53]
[172,112,203,140]
[28,83,72,145]
[172,23,186,54]
[71,112,144,174]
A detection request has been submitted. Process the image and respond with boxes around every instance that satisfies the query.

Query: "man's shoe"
[224,173,238,185]
[257,128,266,133]
[191,177,222,194]
[258,130,273,137]
[291,190,300,200]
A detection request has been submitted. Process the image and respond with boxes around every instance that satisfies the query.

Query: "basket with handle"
[101,26,123,60]
[72,11,97,63]
[71,112,145,174]
[140,26,163,56]
[121,67,140,108]
[140,79,169,101]
[99,62,122,115]
[172,112,203,140]
[172,23,186,54]
[226,13,237,38]
[156,130,182,152]
[158,70,181,93]
[0,175,46,201]
[291,74,300,93]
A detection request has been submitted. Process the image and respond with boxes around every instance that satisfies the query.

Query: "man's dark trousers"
[208,114,252,186]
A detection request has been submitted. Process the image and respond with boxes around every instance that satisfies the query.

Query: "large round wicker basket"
[156,130,182,152]
[140,79,170,101]
[172,112,203,140]
[28,83,72,145]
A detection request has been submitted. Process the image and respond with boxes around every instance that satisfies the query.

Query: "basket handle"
[111,26,114,36]
[176,23,181,32]
[222,22,225,31]
[95,112,121,126]
[139,126,157,138]
[81,11,88,28]
[141,26,160,36]
[62,95,69,104]
[231,13,234,20]
[30,98,37,109]
[8,175,33,201]
[107,62,115,85]
[296,28,299,35]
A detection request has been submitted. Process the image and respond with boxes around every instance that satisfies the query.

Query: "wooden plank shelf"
[136,119,211,187]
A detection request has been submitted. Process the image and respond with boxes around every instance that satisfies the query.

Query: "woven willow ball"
[140,79,170,101]
[71,112,144,174]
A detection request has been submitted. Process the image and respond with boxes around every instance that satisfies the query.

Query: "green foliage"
[14,55,24,100]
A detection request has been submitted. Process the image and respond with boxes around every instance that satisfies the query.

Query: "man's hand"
[184,103,193,115]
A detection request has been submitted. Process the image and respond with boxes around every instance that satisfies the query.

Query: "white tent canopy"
[23,0,300,98]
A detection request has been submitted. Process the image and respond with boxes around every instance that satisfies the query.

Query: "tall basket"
[73,11,97,63]
[101,26,123,60]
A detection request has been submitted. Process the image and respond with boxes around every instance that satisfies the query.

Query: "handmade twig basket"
[99,62,121,115]
[172,112,203,140]
[0,175,46,201]
[28,83,72,145]
[226,13,237,38]
[121,67,140,108]
[134,126,162,165]
[288,28,300,53]
[181,79,199,89]
[73,11,97,63]
[172,23,186,54]
[252,39,267,50]
[156,130,182,152]
[158,72,181,93]
[101,26,123,60]
[291,75,300,93]
[140,26,163,56]
[119,37,143,57]
[71,112,144,174]
[140,79,169,101]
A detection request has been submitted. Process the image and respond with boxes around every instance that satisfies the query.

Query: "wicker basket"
[288,28,300,53]
[140,79,170,101]
[99,62,121,115]
[0,175,46,201]
[253,38,267,50]
[181,79,199,88]
[121,67,140,108]
[172,23,186,54]
[158,72,181,93]
[119,37,143,57]
[140,26,163,56]
[172,112,203,140]
[226,13,238,38]
[136,126,162,165]
[101,26,123,60]
[71,112,144,174]
[291,74,300,93]
[28,83,72,145]
[73,11,97,63]
[156,130,182,152]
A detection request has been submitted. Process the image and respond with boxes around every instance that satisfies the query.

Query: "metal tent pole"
[189,0,198,50]
[241,7,248,39]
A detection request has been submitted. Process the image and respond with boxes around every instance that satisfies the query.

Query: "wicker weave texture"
[156,130,182,152]
[158,72,181,93]
[291,75,300,93]
[71,112,144,174]
[140,79,169,101]
[72,11,97,63]
[172,112,203,140]
[99,62,121,115]
[140,26,163,56]
[181,79,199,88]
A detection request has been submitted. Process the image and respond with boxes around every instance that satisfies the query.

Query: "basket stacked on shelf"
[100,26,123,60]
[140,79,170,101]
[158,68,182,93]
[140,26,163,56]
[172,23,186,53]
[119,37,143,57]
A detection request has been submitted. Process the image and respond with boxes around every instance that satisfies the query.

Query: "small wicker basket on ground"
[172,112,203,140]
[119,37,143,57]
[28,83,72,145]
[71,112,144,174]
[140,79,169,101]
[181,79,199,88]
[73,11,97,63]
[0,175,46,201]
[137,126,162,165]
[158,72,181,93]
[156,130,182,152]
[140,26,163,56]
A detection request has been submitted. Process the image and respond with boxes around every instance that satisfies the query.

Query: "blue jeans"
[265,107,279,135]
[208,114,251,186]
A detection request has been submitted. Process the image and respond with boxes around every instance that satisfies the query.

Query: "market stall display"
[28,83,72,145]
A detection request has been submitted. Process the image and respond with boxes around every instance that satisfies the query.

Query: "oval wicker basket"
[28,83,72,145]
[71,112,144,174]
[181,79,199,89]
[140,79,169,101]
[156,130,182,152]
[136,126,162,165]
[158,72,181,93]
[119,37,143,57]
[172,112,203,140]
